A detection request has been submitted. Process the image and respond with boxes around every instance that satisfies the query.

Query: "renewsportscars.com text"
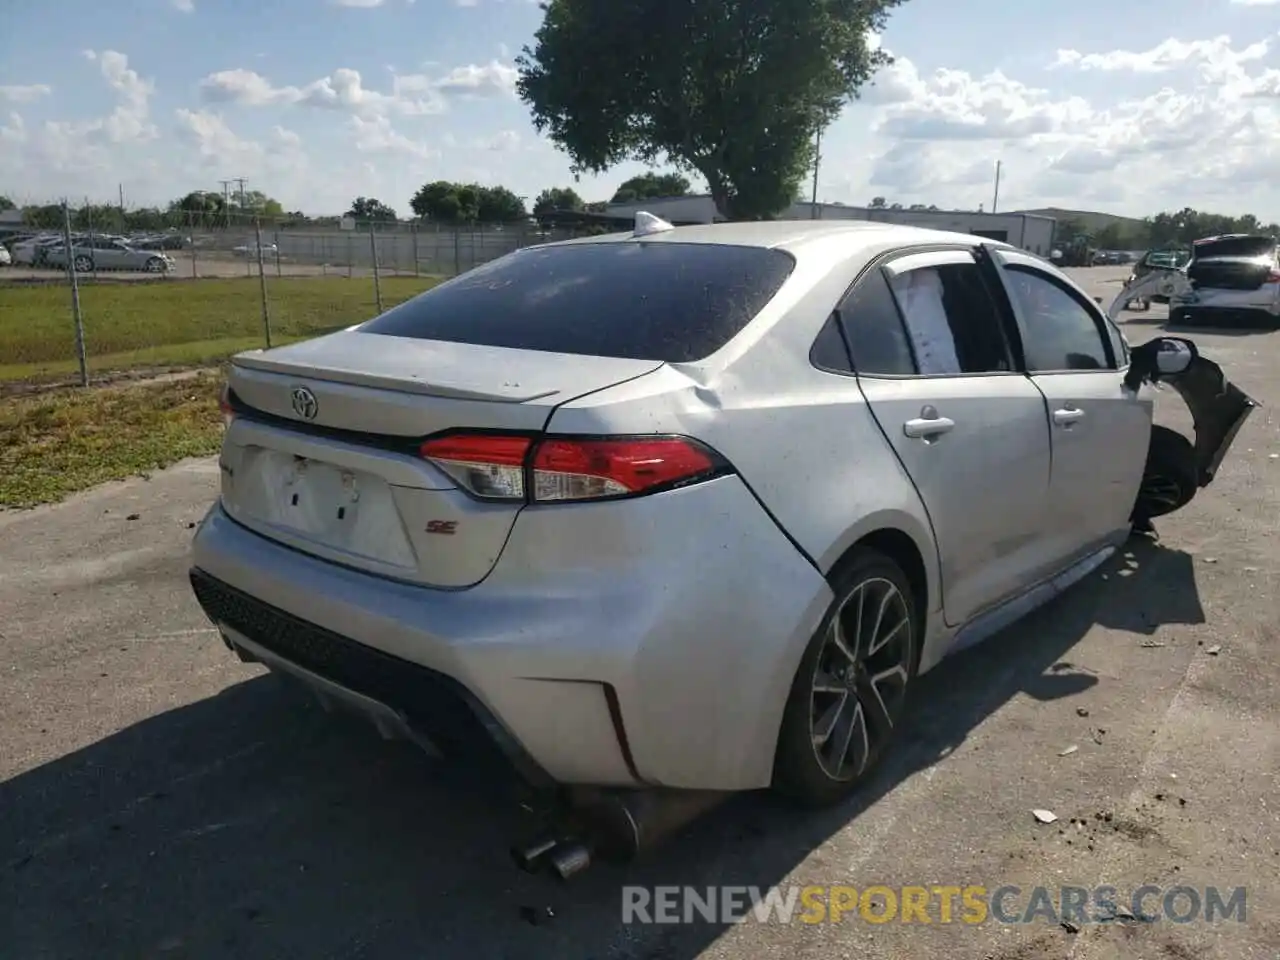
[621,884,1247,926]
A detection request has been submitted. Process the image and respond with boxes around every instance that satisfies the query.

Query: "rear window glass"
[1192,236,1276,259]
[359,241,796,362]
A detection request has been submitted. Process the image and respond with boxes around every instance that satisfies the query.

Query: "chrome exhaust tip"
[511,836,559,873]
[547,842,592,881]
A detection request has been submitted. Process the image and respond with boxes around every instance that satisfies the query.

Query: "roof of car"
[550,218,1012,255]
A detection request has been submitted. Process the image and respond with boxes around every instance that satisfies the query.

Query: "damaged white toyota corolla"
[188,217,1257,878]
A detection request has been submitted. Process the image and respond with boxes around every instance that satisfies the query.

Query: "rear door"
[839,248,1055,628]
[986,249,1150,561]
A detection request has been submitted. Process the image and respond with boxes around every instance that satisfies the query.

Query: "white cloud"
[1230,0,1279,5]
[0,84,53,103]
[198,60,517,119]
[856,34,1280,215]
[171,0,195,12]
[350,114,439,159]
[331,0,385,6]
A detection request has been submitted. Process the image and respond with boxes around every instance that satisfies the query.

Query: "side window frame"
[869,247,1021,379]
[997,261,1117,373]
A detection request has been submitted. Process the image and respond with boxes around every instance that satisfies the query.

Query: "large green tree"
[517,0,905,221]
[410,181,528,223]
[533,186,586,217]
[347,196,398,221]
[610,171,692,204]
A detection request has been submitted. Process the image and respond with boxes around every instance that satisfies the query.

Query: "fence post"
[84,197,98,280]
[274,230,282,277]
[254,217,273,349]
[412,223,420,277]
[369,224,384,314]
[453,229,461,276]
[62,200,89,387]
[347,234,354,278]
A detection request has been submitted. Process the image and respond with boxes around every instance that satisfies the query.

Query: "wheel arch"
[818,510,940,631]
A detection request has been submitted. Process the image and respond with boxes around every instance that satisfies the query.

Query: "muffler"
[512,788,732,880]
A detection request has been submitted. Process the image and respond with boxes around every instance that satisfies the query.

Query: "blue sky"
[2,0,1279,219]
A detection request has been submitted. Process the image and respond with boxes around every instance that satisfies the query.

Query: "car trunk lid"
[1187,236,1278,291]
[219,330,664,587]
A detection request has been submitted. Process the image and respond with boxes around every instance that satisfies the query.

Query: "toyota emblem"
[290,385,319,421]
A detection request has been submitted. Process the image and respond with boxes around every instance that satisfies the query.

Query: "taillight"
[1267,269,1280,284]
[418,434,724,503]
[218,382,234,428]
[419,434,531,500]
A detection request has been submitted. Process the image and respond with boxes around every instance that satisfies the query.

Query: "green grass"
[0,276,439,383]
[0,371,226,507]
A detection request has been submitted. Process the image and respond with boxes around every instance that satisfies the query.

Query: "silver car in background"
[44,236,175,273]
[1171,234,1280,327]
[189,218,1255,869]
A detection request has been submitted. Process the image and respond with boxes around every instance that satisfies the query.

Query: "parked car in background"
[233,240,277,258]
[0,244,11,266]
[11,235,70,266]
[1170,234,1280,327]
[132,232,191,251]
[189,217,1255,868]
[1125,248,1191,308]
[43,236,176,273]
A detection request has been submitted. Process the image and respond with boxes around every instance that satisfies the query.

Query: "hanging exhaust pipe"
[512,788,733,880]
[574,788,733,862]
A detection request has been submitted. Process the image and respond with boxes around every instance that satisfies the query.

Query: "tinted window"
[884,261,1012,375]
[810,313,853,373]
[837,268,915,375]
[1192,236,1275,260]
[1004,266,1111,372]
[360,242,796,362]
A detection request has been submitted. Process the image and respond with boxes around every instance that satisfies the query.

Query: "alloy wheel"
[808,576,912,782]
[73,255,92,273]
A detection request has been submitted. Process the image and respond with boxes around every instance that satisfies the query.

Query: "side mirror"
[1155,336,1197,376]
[1123,336,1200,390]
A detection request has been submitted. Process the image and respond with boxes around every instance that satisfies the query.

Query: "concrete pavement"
[2,270,1278,959]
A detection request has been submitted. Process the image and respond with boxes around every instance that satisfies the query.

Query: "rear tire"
[772,547,920,808]
[1132,426,1197,524]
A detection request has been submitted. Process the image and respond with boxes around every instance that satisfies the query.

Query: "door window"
[1003,266,1113,372]
[881,261,1013,375]
[834,268,916,375]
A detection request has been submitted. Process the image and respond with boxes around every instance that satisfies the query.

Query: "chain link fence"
[0,202,602,392]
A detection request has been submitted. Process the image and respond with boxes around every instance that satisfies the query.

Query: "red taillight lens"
[419,434,722,503]
[531,438,717,501]
[218,382,234,427]
[420,434,532,500]
[1267,269,1280,284]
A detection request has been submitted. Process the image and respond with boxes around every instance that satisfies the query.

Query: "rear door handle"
[1053,407,1085,426]
[903,415,956,439]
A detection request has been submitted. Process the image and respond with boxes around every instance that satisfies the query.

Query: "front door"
[987,250,1151,561]
[837,249,1055,628]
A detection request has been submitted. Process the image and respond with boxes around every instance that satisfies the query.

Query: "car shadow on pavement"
[0,538,1202,960]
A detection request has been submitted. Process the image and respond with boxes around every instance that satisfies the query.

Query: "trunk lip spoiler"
[230,354,561,404]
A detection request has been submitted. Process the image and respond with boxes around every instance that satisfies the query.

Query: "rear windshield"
[359,241,797,362]
[1192,236,1276,260]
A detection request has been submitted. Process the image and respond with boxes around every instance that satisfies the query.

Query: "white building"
[602,195,1057,257]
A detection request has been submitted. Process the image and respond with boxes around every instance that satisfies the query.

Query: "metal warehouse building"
[602,195,1057,257]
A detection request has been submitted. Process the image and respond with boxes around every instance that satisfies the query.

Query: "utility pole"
[233,177,248,215]
[218,179,233,228]
[991,160,1002,215]
[118,183,125,220]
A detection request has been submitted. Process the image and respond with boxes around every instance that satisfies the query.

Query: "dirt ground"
[1,266,1277,960]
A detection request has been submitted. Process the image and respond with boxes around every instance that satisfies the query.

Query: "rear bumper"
[189,475,830,792]
[1171,305,1280,328]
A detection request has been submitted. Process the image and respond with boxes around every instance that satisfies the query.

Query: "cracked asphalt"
[2,266,1278,959]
